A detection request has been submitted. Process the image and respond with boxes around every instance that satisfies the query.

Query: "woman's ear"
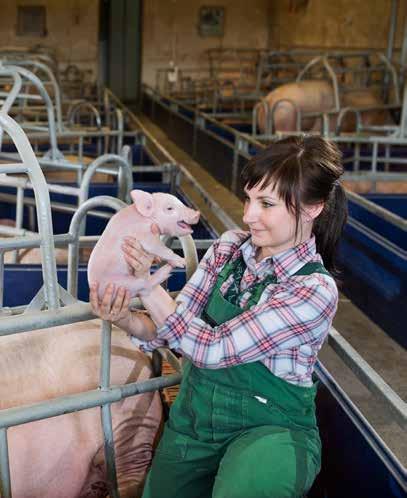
[303,203,324,222]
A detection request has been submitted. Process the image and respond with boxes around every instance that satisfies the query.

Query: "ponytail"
[313,182,348,276]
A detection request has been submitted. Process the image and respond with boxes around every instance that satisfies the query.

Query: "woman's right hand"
[89,282,131,325]
[89,282,158,340]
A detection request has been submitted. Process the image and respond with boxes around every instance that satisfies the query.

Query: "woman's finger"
[112,286,126,316]
[124,238,152,261]
[151,223,160,236]
[89,283,100,313]
[123,251,144,270]
[121,289,131,314]
[123,237,144,252]
[122,242,146,262]
[100,283,115,315]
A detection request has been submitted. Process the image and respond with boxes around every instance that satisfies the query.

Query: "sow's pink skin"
[87,189,200,297]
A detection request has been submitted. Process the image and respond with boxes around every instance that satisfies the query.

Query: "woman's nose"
[242,203,258,224]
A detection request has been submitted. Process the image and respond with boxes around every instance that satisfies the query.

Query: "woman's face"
[242,181,312,260]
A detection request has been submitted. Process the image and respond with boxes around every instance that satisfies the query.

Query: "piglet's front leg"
[139,236,185,268]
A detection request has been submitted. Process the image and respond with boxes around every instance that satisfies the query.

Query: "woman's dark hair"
[241,135,348,275]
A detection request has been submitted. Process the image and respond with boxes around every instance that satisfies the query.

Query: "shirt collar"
[237,233,318,282]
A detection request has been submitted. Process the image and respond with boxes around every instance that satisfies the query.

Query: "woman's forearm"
[140,285,177,328]
[115,310,157,341]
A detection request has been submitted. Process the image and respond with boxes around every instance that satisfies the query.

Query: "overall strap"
[202,257,331,327]
[244,260,330,309]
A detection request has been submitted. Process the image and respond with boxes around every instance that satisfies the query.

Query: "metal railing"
[0,112,193,498]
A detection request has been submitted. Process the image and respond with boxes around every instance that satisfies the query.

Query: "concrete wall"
[142,0,271,86]
[0,0,99,79]
[142,0,407,87]
[269,0,407,53]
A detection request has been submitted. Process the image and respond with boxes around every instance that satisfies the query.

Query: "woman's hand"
[89,282,157,340]
[89,282,131,325]
[122,233,159,278]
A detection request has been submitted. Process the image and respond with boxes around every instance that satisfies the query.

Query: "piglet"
[88,189,200,298]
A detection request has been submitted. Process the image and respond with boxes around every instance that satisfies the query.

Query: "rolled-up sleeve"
[139,230,249,352]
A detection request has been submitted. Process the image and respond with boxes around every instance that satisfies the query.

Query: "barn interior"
[0,1,406,497]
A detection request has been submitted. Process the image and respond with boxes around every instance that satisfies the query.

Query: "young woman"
[90,135,348,498]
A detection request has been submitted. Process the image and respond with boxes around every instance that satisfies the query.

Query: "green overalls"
[142,256,329,498]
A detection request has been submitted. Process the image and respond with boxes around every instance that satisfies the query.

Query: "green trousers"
[142,361,321,498]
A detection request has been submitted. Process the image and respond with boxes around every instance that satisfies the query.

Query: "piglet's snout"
[185,208,200,225]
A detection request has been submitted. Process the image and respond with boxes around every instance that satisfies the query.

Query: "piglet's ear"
[130,190,155,217]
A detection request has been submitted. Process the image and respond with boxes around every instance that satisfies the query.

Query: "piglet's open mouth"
[177,221,191,230]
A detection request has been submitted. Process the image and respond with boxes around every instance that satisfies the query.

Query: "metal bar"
[0,113,60,310]
[101,403,119,498]
[315,361,407,492]
[0,252,4,307]
[0,371,182,430]
[386,0,399,63]
[347,216,405,259]
[0,303,94,336]
[345,190,406,230]
[0,192,114,222]
[328,328,406,430]
[99,320,119,497]
[67,196,126,297]
[0,165,27,174]
[0,428,11,498]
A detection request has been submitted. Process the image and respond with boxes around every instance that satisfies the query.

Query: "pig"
[257,80,392,134]
[4,247,70,265]
[0,319,163,498]
[87,190,200,298]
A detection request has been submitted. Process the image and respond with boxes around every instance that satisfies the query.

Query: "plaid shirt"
[140,230,338,386]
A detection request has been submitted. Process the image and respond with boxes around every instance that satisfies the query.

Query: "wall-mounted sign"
[198,6,225,37]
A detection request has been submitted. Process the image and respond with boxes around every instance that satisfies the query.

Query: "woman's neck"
[255,229,313,262]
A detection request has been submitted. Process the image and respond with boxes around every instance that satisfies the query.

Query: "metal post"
[0,251,4,308]
[386,0,399,63]
[384,0,399,102]
[99,320,119,498]
[12,186,25,264]
[400,10,407,76]
[0,428,11,498]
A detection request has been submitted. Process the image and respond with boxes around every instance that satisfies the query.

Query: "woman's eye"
[262,202,274,208]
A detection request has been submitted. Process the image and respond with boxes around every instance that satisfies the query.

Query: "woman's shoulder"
[290,263,339,303]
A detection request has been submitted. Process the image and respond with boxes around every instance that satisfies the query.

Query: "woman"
[90,135,348,498]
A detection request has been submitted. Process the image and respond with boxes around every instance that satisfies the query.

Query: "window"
[17,6,47,37]
[198,6,225,37]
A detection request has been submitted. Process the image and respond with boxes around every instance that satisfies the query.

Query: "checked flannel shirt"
[140,230,338,386]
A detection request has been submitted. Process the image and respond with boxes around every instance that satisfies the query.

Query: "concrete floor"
[136,113,407,466]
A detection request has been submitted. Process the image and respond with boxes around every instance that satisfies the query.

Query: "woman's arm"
[156,273,338,368]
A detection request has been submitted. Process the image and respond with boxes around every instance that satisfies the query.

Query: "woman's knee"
[213,468,309,498]
[212,429,320,498]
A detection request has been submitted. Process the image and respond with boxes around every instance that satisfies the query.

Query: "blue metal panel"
[364,193,407,218]
[3,265,187,307]
[308,363,406,498]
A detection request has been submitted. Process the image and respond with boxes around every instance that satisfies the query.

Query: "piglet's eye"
[167,206,173,211]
